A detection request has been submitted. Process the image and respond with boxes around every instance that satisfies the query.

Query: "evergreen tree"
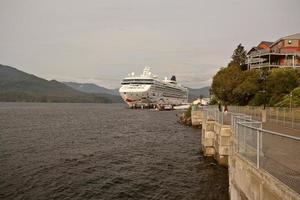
[228,44,247,70]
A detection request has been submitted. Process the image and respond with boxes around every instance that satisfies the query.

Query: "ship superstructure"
[119,67,188,108]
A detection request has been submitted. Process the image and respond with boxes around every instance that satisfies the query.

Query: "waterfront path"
[260,123,300,193]
[263,122,299,137]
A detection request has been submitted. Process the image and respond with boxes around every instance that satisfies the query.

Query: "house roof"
[270,33,300,47]
[259,41,273,46]
[247,47,260,55]
[247,41,273,54]
[247,33,300,54]
[282,33,300,40]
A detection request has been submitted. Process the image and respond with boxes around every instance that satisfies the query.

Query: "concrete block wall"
[201,119,216,156]
[229,154,300,200]
[191,110,203,126]
[214,122,231,166]
[200,112,232,166]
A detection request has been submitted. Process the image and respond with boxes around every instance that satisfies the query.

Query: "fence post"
[222,112,224,125]
[215,110,217,121]
[284,108,286,126]
[257,129,260,168]
[276,108,279,124]
[292,108,294,129]
[237,123,239,153]
[260,123,263,152]
[243,125,246,153]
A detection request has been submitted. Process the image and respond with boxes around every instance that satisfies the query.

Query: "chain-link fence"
[203,107,232,125]
[232,115,300,194]
[227,106,300,130]
[228,106,262,121]
[266,107,300,130]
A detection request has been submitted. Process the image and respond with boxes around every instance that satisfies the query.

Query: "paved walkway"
[259,121,300,193]
[262,122,299,137]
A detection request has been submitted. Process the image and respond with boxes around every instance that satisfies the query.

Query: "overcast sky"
[1,0,299,88]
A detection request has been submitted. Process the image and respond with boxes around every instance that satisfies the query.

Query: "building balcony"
[249,63,300,69]
[248,51,300,58]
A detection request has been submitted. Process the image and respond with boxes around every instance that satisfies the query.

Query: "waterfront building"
[247,33,300,69]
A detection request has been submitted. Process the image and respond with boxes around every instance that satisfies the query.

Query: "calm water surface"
[0,103,228,200]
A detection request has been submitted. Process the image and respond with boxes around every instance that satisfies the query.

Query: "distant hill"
[63,82,122,102]
[0,64,120,103]
[63,82,119,96]
[188,86,210,102]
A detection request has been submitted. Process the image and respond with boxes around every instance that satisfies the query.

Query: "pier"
[192,105,300,200]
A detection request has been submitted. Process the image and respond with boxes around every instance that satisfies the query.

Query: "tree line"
[0,91,113,103]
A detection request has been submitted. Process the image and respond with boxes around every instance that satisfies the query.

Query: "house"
[192,98,210,106]
[247,33,300,69]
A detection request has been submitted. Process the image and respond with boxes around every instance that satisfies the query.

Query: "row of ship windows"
[121,82,153,85]
[122,79,154,82]
[163,93,187,97]
[151,89,186,96]
[151,85,186,93]
[123,92,186,98]
[121,81,185,92]
[160,91,187,98]
[121,83,184,94]
[153,83,184,92]
[163,95,187,99]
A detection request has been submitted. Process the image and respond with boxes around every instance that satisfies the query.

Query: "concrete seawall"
[191,105,203,127]
[193,106,300,200]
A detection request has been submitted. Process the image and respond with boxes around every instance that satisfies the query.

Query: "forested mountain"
[188,86,210,102]
[63,82,119,96]
[0,64,120,103]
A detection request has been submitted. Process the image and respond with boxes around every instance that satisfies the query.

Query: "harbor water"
[0,103,228,200]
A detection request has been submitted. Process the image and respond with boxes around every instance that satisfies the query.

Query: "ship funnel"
[171,75,176,81]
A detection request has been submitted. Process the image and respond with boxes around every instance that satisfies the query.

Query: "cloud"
[1,0,299,90]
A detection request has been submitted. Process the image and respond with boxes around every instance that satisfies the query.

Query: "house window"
[288,40,292,44]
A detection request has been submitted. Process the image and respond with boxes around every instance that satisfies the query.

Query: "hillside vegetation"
[0,64,118,103]
[211,45,300,107]
[188,86,210,102]
[63,82,119,96]
[63,82,122,102]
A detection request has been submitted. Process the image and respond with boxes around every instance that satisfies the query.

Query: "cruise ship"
[119,67,188,108]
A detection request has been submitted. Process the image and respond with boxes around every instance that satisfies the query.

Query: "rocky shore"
[178,106,192,126]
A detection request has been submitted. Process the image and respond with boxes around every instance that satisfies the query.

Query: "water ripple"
[0,103,228,200]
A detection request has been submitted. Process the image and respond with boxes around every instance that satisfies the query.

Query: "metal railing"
[232,114,300,194]
[250,64,300,70]
[228,106,262,121]
[203,107,232,125]
[248,51,300,58]
[266,107,300,130]
[202,107,300,193]
[228,106,300,130]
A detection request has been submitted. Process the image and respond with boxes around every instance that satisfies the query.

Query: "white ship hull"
[119,67,188,108]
